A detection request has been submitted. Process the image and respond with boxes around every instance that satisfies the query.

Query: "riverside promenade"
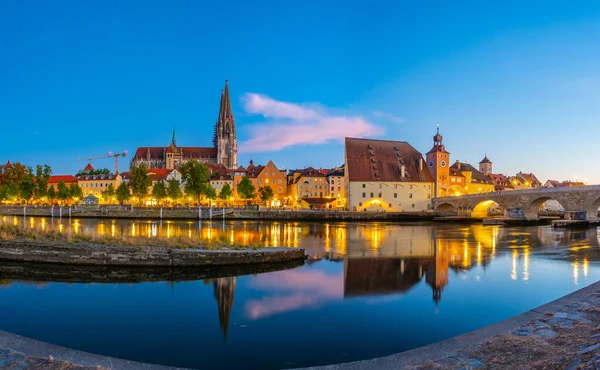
[1,282,600,369]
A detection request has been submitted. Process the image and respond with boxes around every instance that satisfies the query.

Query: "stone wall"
[0,240,305,267]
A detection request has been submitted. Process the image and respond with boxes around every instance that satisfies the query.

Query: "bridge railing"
[434,184,600,201]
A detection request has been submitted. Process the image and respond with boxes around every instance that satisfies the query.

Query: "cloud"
[239,93,384,152]
[372,111,404,124]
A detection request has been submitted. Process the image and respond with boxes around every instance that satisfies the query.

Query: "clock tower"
[426,125,450,197]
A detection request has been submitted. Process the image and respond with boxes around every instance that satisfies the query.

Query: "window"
[331,187,334,191]
[412,204,415,208]
[409,193,413,198]
[337,186,340,191]
[379,184,382,189]
[362,192,366,198]
[427,194,431,199]
[394,193,397,198]
[389,203,392,208]
[370,192,374,197]
[362,184,366,188]
[359,202,363,206]
[378,193,382,197]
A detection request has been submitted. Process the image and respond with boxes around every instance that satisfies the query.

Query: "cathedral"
[130,80,238,170]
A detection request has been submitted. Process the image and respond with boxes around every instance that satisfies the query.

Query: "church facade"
[130,80,238,170]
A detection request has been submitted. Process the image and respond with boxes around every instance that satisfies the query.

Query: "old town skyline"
[2,2,600,184]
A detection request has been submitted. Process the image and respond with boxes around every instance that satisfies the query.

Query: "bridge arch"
[436,203,457,212]
[588,196,600,220]
[525,196,565,219]
[472,200,503,218]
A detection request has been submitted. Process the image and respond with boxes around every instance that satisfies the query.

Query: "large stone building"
[130,80,238,170]
[449,161,495,195]
[345,137,434,212]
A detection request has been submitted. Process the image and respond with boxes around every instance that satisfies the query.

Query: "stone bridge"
[433,185,600,220]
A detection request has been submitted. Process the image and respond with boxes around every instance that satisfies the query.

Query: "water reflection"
[2,216,600,369]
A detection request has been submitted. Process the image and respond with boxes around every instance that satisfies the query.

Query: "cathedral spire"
[222,79,232,122]
[172,127,176,146]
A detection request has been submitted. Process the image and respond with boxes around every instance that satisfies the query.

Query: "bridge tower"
[479,154,492,176]
[426,125,450,197]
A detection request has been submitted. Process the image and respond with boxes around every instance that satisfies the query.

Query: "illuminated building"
[345,137,434,212]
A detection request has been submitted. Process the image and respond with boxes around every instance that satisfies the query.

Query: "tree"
[258,186,274,206]
[18,170,36,205]
[116,182,131,205]
[237,176,256,201]
[102,183,116,204]
[47,186,56,204]
[167,179,183,205]
[151,181,167,205]
[69,183,83,203]
[56,181,70,205]
[205,184,217,203]
[219,183,233,201]
[0,186,8,205]
[34,164,52,201]
[130,164,151,205]
[180,161,209,204]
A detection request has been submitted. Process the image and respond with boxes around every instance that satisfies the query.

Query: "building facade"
[345,138,434,212]
[449,161,495,194]
[426,127,450,197]
[130,80,238,170]
[326,168,346,209]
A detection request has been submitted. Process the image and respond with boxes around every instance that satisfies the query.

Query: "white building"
[345,138,434,212]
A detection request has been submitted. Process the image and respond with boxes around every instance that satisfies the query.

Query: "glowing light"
[572,261,579,285]
[511,250,518,280]
[523,249,529,281]
[583,258,589,277]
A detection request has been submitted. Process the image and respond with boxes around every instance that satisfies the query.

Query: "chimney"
[401,165,406,178]
[419,158,423,171]
[456,160,460,170]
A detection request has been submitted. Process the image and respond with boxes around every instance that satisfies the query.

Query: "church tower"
[214,80,238,169]
[426,125,450,197]
[479,154,492,176]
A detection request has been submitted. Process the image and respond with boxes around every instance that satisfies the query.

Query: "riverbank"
[0,205,437,221]
[0,239,305,267]
[2,281,599,369]
[301,280,600,370]
[0,259,304,284]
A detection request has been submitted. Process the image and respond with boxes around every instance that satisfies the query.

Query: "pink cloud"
[239,93,384,152]
[244,269,343,319]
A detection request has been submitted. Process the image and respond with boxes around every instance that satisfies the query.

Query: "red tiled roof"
[181,147,217,159]
[49,175,78,184]
[133,147,165,160]
[77,174,120,181]
[345,138,433,183]
[148,169,174,181]
[83,163,94,171]
[516,172,541,186]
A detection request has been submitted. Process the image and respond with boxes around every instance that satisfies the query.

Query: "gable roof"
[345,138,433,183]
[450,162,494,185]
[49,175,78,184]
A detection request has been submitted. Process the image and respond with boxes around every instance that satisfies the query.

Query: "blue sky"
[1,1,599,183]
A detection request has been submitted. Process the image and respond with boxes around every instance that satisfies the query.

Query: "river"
[0,216,599,369]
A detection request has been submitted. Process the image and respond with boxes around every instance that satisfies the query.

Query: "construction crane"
[77,151,128,174]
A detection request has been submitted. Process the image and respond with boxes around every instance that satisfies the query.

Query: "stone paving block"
[0,349,10,356]
[579,342,600,355]
[512,325,535,336]
[535,329,558,338]
[554,312,568,319]
[457,359,484,370]
[565,357,582,370]
[0,354,25,367]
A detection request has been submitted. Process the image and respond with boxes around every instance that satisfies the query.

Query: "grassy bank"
[0,224,264,251]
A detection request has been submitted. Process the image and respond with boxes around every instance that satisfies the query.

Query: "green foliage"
[130,164,151,204]
[237,176,256,200]
[205,184,217,200]
[167,179,183,203]
[180,161,209,202]
[34,164,52,200]
[76,168,110,176]
[69,183,83,202]
[258,186,274,204]
[219,183,233,200]
[102,183,116,203]
[47,186,56,202]
[151,181,167,204]
[56,181,70,203]
[0,186,8,204]
[116,182,131,205]
[18,169,36,204]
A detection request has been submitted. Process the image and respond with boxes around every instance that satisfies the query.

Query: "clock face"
[441,160,447,168]
[428,160,434,168]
